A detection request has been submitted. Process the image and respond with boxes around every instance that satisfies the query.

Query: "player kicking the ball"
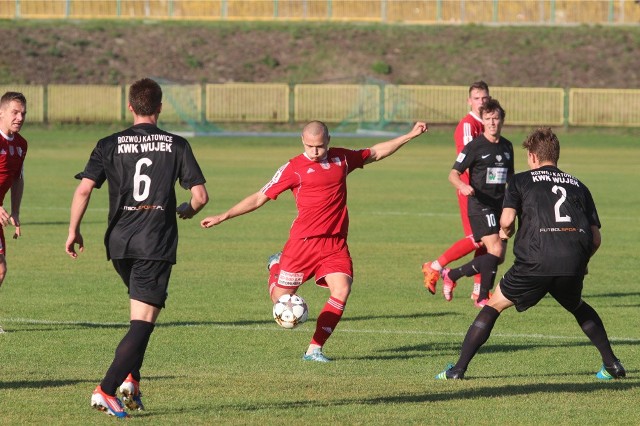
[201,120,428,362]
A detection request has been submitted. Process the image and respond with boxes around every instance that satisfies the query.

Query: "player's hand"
[0,206,10,227]
[499,228,509,241]
[410,121,428,137]
[200,215,225,228]
[65,232,84,259]
[458,184,475,197]
[9,216,20,239]
[177,202,196,220]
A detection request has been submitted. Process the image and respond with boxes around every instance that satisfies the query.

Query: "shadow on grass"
[0,378,93,390]
[585,291,640,299]
[0,374,178,391]
[219,380,639,412]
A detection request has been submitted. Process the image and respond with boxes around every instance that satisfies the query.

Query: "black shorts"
[500,271,584,313]
[468,209,501,242]
[112,259,172,308]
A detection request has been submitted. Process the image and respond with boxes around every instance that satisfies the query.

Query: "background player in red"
[436,127,625,381]
[201,120,428,362]
[0,92,28,334]
[422,81,490,304]
[65,78,209,418]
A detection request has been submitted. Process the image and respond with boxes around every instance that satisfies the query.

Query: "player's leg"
[445,211,505,301]
[0,250,6,333]
[470,245,487,300]
[303,271,352,362]
[551,278,625,379]
[302,237,353,362]
[92,259,167,416]
[422,192,479,293]
[0,229,7,286]
[436,283,513,379]
[441,250,500,304]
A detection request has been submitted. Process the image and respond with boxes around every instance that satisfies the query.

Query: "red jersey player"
[0,92,28,332]
[201,120,428,361]
[422,81,490,306]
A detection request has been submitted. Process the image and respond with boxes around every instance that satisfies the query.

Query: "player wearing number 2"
[436,127,625,380]
[65,78,209,418]
[439,99,514,306]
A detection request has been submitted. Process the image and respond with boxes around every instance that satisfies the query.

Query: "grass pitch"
[0,125,638,425]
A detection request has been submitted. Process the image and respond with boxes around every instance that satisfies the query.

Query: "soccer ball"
[273,294,308,329]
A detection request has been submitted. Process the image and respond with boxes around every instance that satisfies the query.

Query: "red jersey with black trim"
[261,147,370,239]
[0,131,28,204]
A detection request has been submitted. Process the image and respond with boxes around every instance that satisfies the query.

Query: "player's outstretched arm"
[65,178,96,258]
[201,191,270,229]
[177,184,209,219]
[365,121,428,164]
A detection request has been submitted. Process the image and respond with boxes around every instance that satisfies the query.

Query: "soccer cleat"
[596,360,626,380]
[474,298,489,308]
[441,268,457,301]
[302,348,331,363]
[422,262,440,295]
[435,363,465,380]
[119,374,145,411]
[267,252,282,271]
[91,385,129,418]
[0,325,5,334]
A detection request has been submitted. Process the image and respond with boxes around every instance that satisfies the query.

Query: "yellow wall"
[5,83,639,127]
[2,0,639,24]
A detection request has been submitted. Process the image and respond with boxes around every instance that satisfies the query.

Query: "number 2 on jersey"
[552,185,571,223]
[133,158,153,201]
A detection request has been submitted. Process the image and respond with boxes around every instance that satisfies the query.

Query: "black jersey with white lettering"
[76,123,206,263]
[503,165,600,276]
[452,134,514,214]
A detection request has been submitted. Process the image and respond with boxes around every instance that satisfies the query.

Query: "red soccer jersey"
[262,147,370,239]
[0,131,28,204]
[453,112,484,154]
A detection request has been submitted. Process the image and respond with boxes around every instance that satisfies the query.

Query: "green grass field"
[1,125,638,425]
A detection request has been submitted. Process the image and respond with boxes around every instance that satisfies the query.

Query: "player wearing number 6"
[436,127,625,380]
[439,99,514,307]
[65,78,209,418]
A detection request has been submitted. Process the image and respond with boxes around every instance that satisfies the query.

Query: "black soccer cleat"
[596,359,626,380]
[435,363,465,380]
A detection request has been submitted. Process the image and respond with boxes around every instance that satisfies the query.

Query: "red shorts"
[271,235,353,290]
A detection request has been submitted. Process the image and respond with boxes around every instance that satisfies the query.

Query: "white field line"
[2,317,638,342]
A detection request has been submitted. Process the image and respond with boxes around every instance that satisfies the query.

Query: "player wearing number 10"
[436,127,625,380]
[65,78,209,418]
[439,99,514,306]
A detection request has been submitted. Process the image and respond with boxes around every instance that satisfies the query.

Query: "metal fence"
[2,0,640,24]
[3,83,639,128]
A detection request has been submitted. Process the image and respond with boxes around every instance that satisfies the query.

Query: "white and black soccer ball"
[272,294,308,329]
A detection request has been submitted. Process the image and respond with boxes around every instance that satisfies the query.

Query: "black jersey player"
[440,99,514,307]
[436,127,625,381]
[65,78,209,417]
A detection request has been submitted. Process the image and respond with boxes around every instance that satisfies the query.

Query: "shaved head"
[302,121,329,140]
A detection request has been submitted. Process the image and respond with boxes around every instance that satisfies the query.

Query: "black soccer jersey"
[452,134,514,213]
[76,123,206,263]
[503,165,600,276]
